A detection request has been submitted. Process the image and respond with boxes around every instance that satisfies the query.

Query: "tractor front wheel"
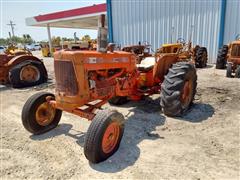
[226,63,233,78]
[84,110,125,163]
[160,62,197,116]
[235,66,240,78]
[22,92,62,135]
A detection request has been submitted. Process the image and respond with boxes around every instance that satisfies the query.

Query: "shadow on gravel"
[30,123,85,145]
[0,84,12,91]
[29,97,166,173]
[90,97,166,173]
[201,64,214,69]
[30,97,212,173]
[0,79,54,92]
[178,103,215,123]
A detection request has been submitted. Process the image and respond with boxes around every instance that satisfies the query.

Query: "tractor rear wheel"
[195,47,208,68]
[226,63,233,78]
[9,60,48,88]
[160,62,197,116]
[235,66,240,78]
[22,92,62,135]
[108,96,128,105]
[216,45,228,69]
[84,110,124,163]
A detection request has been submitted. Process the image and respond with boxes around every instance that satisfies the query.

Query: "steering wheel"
[177,38,186,44]
[235,34,240,40]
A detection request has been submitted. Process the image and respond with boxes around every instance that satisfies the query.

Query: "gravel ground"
[1,51,240,179]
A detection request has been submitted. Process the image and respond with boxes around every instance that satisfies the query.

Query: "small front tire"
[84,110,125,163]
[226,63,233,78]
[235,66,240,78]
[22,92,62,135]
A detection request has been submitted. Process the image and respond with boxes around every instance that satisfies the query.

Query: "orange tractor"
[157,38,208,68]
[121,42,152,63]
[216,35,240,78]
[0,45,48,87]
[22,15,197,163]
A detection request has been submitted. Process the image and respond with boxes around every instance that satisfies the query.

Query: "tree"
[82,35,91,42]
[51,36,61,46]
[0,38,6,45]
[22,34,34,44]
[62,37,74,42]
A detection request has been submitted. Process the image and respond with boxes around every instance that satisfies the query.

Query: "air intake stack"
[97,14,108,53]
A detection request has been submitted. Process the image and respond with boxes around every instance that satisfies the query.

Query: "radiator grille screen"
[231,44,240,57]
[54,60,78,96]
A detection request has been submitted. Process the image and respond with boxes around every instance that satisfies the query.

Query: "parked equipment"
[4,45,32,56]
[122,42,152,63]
[158,38,208,68]
[22,15,197,163]
[216,35,240,78]
[0,48,48,87]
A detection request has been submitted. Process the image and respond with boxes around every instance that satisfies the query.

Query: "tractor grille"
[231,44,240,57]
[54,60,78,96]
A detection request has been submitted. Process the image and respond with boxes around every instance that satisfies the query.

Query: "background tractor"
[216,35,240,78]
[4,44,32,56]
[157,38,208,68]
[0,45,48,88]
[22,15,197,164]
[121,42,152,63]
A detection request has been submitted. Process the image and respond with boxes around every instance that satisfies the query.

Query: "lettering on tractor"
[22,15,197,163]
[216,34,240,78]
[0,45,48,88]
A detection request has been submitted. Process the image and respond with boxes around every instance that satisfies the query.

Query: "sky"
[0,0,105,41]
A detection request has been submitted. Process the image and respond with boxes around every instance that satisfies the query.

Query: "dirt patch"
[1,53,239,179]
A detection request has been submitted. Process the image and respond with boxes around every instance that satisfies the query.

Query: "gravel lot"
[1,51,240,179]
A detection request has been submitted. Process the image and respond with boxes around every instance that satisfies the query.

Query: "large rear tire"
[216,45,228,69]
[84,110,125,163]
[9,60,48,88]
[22,92,62,135]
[195,47,208,68]
[160,62,197,117]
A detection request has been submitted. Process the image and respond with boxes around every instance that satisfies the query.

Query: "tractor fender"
[7,55,43,68]
[153,54,179,81]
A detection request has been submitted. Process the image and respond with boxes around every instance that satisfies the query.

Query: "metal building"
[107,0,240,63]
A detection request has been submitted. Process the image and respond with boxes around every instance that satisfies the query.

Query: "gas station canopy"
[25,3,107,29]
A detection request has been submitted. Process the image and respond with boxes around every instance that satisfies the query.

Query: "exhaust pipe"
[97,14,108,53]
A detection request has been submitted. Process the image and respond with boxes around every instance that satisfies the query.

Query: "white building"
[107,0,240,62]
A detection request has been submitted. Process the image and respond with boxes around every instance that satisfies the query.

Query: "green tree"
[82,35,91,42]
[51,36,61,46]
[22,34,34,44]
[0,38,6,45]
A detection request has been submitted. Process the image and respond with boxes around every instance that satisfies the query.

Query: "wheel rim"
[181,80,193,108]
[20,65,40,82]
[35,102,56,126]
[102,122,120,154]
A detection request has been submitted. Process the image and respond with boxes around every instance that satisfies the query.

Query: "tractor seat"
[137,57,156,71]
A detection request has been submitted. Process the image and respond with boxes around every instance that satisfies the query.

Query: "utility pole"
[7,20,16,37]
